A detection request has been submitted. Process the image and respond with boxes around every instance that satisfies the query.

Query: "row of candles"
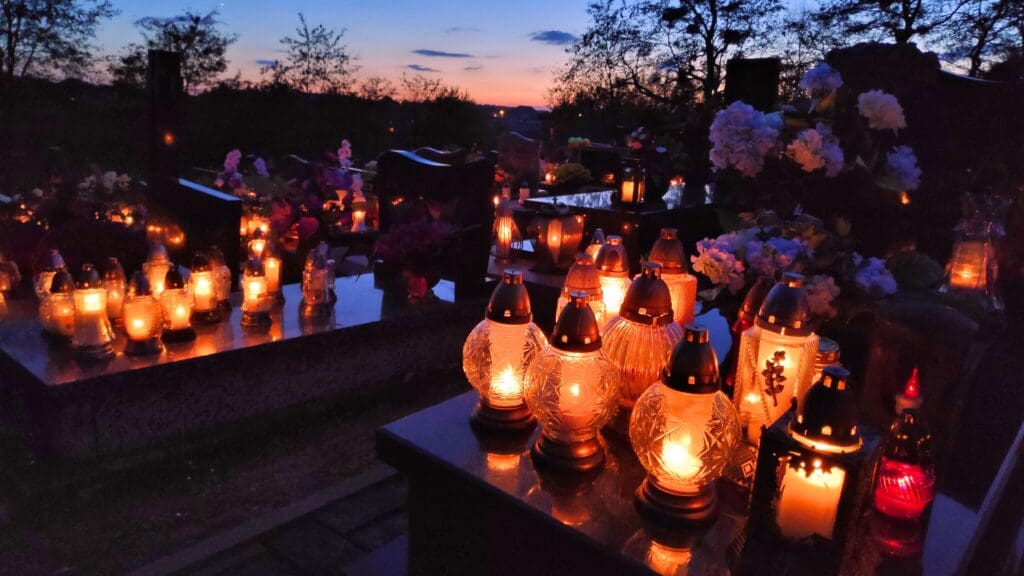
[32,240,339,360]
[467,227,938,552]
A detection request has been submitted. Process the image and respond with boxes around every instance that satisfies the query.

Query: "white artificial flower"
[799,63,843,99]
[102,171,118,193]
[886,146,921,191]
[224,149,242,173]
[30,188,44,198]
[857,90,906,131]
[708,101,780,178]
[855,257,898,296]
[691,236,746,293]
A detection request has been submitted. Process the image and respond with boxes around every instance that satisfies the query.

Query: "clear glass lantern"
[584,228,605,262]
[241,256,272,328]
[556,254,606,327]
[123,271,164,355]
[630,325,741,524]
[248,227,267,259]
[595,235,631,317]
[811,337,841,391]
[143,243,172,297]
[602,262,684,431]
[532,206,584,272]
[939,193,1009,311]
[316,242,337,304]
[39,269,76,339]
[618,159,646,206]
[721,275,773,397]
[102,257,126,325]
[747,366,869,552]
[0,251,20,293]
[873,409,936,521]
[734,273,819,444]
[463,270,547,433]
[351,191,368,232]
[648,228,698,326]
[524,293,621,473]
[492,198,522,263]
[72,263,116,360]
[159,264,196,341]
[190,252,221,323]
[206,245,233,310]
[263,241,284,304]
[301,249,332,319]
[34,249,66,300]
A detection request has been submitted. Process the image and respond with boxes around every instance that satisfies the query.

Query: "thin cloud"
[407,64,440,73]
[464,65,483,72]
[412,49,473,58]
[255,59,276,67]
[445,26,480,33]
[529,30,577,46]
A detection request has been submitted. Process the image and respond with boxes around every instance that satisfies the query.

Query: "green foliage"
[553,163,592,191]
[887,250,945,291]
[260,13,356,94]
[0,0,117,82]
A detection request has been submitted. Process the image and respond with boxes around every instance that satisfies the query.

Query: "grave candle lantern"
[248,227,267,259]
[595,235,630,317]
[894,367,923,416]
[262,241,284,305]
[39,269,76,339]
[159,265,196,342]
[618,159,645,206]
[190,252,221,323]
[555,254,605,327]
[534,207,583,272]
[939,194,1008,310]
[603,262,684,431]
[0,251,19,293]
[206,245,232,310]
[584,228,605,262]
[648,228,698,326]
[241,256,272,328]
[492,198,522,263]
[873,409,935,520]
[748,366,869,549]
[630,325,741,525]
[34,249,66,299]
[351,191,368,232]
[463,270,547,433]
[122,271,164,356]
[721,275,774,397]
[72,263,116,360]
[143,243,172,297]
[734,273,819,444]
[103,257,126,325]
[524,293,620,473]
[301,250,332,319]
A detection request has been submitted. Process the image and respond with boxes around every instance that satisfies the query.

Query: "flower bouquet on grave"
[374,208,457,302]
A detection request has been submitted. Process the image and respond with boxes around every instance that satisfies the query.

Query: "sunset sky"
[96,0,593,107]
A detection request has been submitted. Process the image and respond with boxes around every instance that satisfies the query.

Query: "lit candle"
[264,255,281,293]
[125,314,154,340]
[192,272,216,312]
[661,434,702,482]
[72,264,115,356]
[558,381,590,430]
[948,240,987,290]
[103,257,125,323]
[621,180,635,204]
[158,265,195,339]
[546,218,563,264]
[775,459,846,540]
[595,235,630,317]
[144,243,171,297]
[894,367,923,414]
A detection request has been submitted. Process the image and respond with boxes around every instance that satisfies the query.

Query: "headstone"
[147,50,183,186]
[725,58,780,111]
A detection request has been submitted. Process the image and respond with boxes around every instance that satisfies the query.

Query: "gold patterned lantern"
[123,271,164,356]
[143,243,172,297]
[595,235,631,317]
[190,252,221,323]
[72,264,116,360]
[39,269,76,339]
[159,265,196,342]
[555,254,606,327]
[734,273,819,444]
[648,228,698,326]
[103,257,126,326]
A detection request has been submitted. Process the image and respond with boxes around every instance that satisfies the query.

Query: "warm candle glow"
[249,238,267,259]
[264,257,281,293]
[621,180,635,204]
[546,218,563,264]
[775,460,846,541]
[737,327,818,444]
[661,434,702,482]
[489,366,521,407]
[82,292,103,313]
[947,240,987,291]
[599,275,629,318]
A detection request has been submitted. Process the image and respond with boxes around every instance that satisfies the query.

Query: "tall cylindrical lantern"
[301,249,332,319]
[159,265,196,342]
[648,228,698,326]
[123,271,164,356]
[734,273,819,444]
[34,249,66,299]
[72,263,116,361]
[533,206,584,272]
[630,325,741,524]
[602,262,684,432]
[463,271,547,433]
[263,241,284,305]
[873,409,935,520]
[524,293,620,473]
[721,275,774,397]
[492,198,522,263]
[207,245,233,311]
[143,243,172,297]
[595,235,630,317]
[555,254,605,327]
[618,159,645,207]
[39,269,76,339]
[103,257,126,326]
[241,256,272,328]
[190,252,221,323]
[584,228,605,262]
[938,194,1007,311]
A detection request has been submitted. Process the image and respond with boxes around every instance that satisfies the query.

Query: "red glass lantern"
[873,409,935,521]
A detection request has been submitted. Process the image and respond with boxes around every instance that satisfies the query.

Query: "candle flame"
[903,367,920,399]
[491,366,521,401]
[82,292,103,312]
[662,434,702,481]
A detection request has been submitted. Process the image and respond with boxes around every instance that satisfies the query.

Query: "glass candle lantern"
[241,256,272,328]
[533,206,584,272]
[248,228,267,259]
[524,293,621,473]
[316,242,337,304]
[648,228,698,326]
[812,337,842,390]
[618,159,646,206]
[263,241,284,305]
[873,409,936,520]
[595,235,631,317]
[894,367,923,415]
[584,228,605,262]
[190,252,221,323]
[603,262,684,431]
[630,325,741,525]
[721,275,774,397]
[103,257,126,325]
[351,191,368,232]
[463,270,548,433]
[39,269,76,339]
[123,271,164,355]
[143,243,172,297]
[939,194,1008,311]
[34,249,66,299]
[207,245,233,310]
[555,254,606,327]
[747,366,870,553]
[734,273,819,444]
[301,249,332,319]
[72,264,116,360]
[492,199,522,263]
[159,265,196,342]
[0,251,20,293]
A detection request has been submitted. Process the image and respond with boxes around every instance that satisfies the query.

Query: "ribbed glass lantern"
[103,257,126,326]
[648,228,697,326]
[602,262,684,431]
[72,263,116,360]
[734,273,819,444]
[143,243,172,297]
[123,271,164,356]
[524,293,621,473]
[159,265,196,342]
[463,270,547,433]
[595,235,631,317]
[630,325,741,525]
[555,254,605,327]
[873,409,935,520]
[39,269,76,339]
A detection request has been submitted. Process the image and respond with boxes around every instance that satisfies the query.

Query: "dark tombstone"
[413,147,467,165]
[724,58,780,111]
[146,50,183,186]
[579,146,621,188]
[497,132,541,190]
